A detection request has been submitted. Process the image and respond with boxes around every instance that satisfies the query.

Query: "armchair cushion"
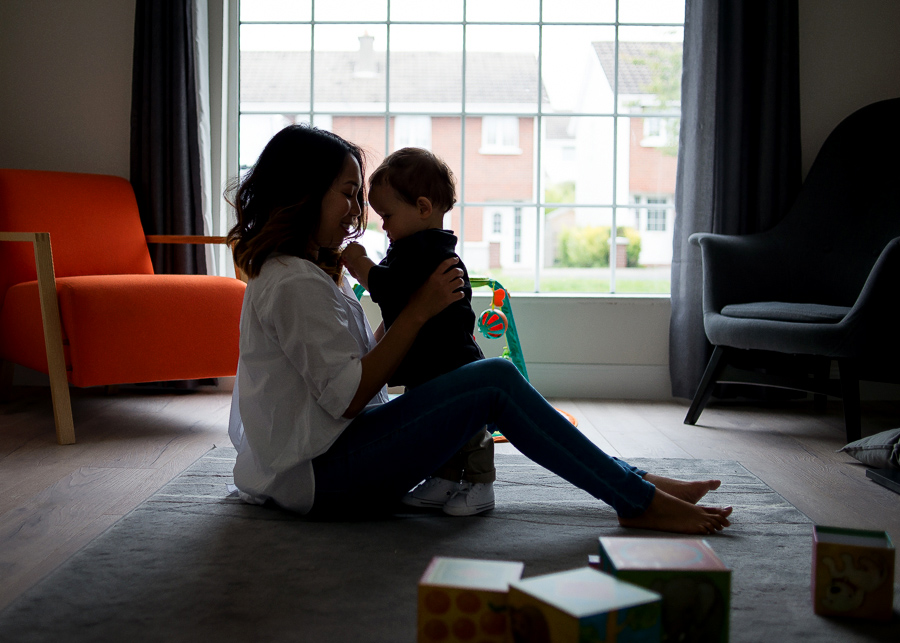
[0,274,245,387]
[720,302,849,324]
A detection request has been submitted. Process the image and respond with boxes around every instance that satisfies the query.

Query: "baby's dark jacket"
[367,228,484,388]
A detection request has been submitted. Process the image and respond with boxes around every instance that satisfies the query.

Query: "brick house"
[561,41,680,267]
[241,35,547,271]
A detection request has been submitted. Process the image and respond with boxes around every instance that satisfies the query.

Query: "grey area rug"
[1,449,897,642]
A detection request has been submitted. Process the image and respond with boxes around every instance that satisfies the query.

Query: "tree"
[628,45,682,157]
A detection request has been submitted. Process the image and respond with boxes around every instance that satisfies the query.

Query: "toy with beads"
[478,309,508,339]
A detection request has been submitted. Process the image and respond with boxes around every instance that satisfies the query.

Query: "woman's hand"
[405,257,465,324]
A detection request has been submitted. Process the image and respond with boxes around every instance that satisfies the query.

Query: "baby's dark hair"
[369,147,456,215]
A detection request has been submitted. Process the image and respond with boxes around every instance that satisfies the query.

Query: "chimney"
[354,33,377,78]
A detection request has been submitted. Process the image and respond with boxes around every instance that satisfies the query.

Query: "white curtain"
[192,0,239,277]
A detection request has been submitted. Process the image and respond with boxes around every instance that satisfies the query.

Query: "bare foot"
[618,488,733,535]
[643,474,721,504]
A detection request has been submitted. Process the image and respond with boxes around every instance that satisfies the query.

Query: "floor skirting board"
[527,363,671,400]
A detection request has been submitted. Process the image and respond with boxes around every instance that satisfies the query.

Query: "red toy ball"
[478,309,508,339]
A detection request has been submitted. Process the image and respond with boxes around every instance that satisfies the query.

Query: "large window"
[239,0,683,293]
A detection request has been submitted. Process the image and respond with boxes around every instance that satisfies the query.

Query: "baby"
[342,147,495,516]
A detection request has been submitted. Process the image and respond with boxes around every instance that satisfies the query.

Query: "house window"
[394,115,432,150]
[641,117,665,147]
[646,197,667,231]
[480,116,521,154]
[634,195,668,232]
[493,212,502,234]
[238,1,684,294]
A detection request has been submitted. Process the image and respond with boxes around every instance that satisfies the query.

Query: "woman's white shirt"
[228,255,388,513]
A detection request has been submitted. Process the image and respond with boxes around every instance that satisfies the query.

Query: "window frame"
[236,1,684,295]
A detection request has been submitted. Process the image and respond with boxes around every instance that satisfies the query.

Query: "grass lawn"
[482,271,671,294]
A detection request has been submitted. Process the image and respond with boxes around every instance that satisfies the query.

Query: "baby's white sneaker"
[442,481,495,516]
[402,477,461,508]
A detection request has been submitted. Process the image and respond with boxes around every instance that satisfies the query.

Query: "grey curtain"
[669,0,801,398]
[130,0,207,276]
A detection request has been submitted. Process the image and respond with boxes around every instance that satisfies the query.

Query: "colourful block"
[507,567,662,642]
[598,537,730,642]
[812,525,895,621]
[418,556,524,642]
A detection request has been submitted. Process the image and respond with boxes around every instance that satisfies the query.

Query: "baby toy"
[479,309,508,339]
[478,288,509,339]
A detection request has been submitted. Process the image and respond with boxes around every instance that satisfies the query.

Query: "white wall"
[2,2,899,399]
[798,0,900,177]
[363,293,672,400]
[0,0,136,177]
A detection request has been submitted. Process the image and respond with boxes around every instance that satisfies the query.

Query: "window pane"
[389,24,463,114]
[610,208,672,294]
[473,206,537,292]
[240,23,311,52]
[619,0,685,25]
[240,25,312,114]
[239,114,290,171]
[466,0,539,23]
[390,0,463,22]
[238,113,332,176]
[466,26,539,114]
[240,0,311,22]
[393,115,432,150]
[313,25,387,113]
[419,116,460,161]
[542,26,616,113]
[617,27,683,116]
[542,207,615,293]
[551,116,615,206]
[465,117,534,202]
[543,0,616,24]
[541,116,578,206]
[314,0,386,22]
[331,115,388,168]
[618,114,679,202]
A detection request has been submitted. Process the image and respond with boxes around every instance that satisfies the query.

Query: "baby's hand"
[341,242,367,264]
[341,242,373,288]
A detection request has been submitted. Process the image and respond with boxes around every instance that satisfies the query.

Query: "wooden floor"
[1,384,898,611]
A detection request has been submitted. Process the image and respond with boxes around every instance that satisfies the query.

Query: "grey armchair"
[684,97,900,443]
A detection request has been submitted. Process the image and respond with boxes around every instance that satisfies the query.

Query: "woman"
[227,124,732,534]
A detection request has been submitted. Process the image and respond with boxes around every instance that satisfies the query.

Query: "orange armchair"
[0,169,246,444]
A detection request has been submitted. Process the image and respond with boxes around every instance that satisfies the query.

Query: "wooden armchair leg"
[33,232,75,445]
[47,357,75,445]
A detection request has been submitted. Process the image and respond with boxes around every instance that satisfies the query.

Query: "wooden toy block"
[507,567,661,642]
[418,556,524,642]
[812,525,895,621]
[598,537,730,642]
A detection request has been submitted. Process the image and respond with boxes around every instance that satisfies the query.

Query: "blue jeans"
[311,358,655,518]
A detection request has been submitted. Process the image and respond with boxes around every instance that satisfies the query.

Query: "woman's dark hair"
[227,124,367,280]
